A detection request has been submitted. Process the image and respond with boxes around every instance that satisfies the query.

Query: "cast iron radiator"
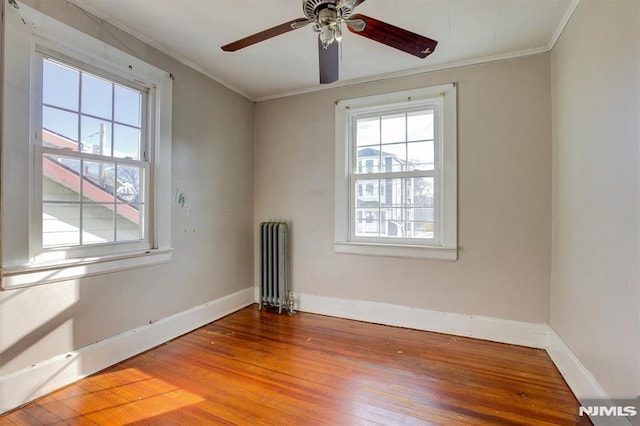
[259,222,291,313]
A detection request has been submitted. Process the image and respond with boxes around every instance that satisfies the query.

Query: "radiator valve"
[287,292,295,315]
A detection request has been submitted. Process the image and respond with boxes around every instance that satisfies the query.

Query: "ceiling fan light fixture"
[319,25,335,49]
[316,4,340,49]
[345,18,366,32]
[335,23,343,42]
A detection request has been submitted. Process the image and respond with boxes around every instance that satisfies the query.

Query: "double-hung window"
[37,55,148,253]
[1,2,172,289]
[334,84,457,260]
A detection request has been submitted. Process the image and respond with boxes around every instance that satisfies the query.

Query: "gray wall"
[0,0,255,375]
[550,0,640,398]
[255,54,552,323]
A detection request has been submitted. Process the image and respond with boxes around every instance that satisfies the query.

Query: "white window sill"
[334,242,457,261]
[1,248,173,290]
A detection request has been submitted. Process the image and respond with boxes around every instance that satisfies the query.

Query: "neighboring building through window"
[334,84,457,260]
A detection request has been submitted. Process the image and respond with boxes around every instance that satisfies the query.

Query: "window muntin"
[350,104,439,243]
[38,56,148,250]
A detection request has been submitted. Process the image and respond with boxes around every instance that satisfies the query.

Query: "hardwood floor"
[2,305,590,425]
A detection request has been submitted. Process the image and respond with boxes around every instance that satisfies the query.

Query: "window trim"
[1,2,173,289]
[334,84,458,260]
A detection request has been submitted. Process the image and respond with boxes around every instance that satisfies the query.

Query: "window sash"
[35,146,151,257]
[349,174,440,244]
[36,51,149,158]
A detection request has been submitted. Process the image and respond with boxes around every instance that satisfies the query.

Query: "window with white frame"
[334,84,457,260]
[38,55,148,250]
[1,2,172,289]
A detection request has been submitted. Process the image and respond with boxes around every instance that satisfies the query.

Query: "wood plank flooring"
[1,305,590,425]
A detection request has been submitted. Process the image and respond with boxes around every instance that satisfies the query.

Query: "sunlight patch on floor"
[58,367,205,423]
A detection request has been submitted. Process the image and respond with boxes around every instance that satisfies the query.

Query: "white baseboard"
[0,287,255,415]
[546,327,609,399]
[293,292,548,348]
[546,328,633,426]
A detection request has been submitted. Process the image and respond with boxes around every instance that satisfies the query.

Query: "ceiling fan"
[221,0,438,84]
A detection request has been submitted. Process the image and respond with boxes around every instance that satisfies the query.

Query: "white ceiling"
[67,0,578,101]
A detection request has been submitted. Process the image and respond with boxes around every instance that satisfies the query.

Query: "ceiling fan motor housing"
[303,0,355,21]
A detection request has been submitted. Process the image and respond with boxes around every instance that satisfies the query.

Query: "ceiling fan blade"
[221,18,310,52]
[347,14,437,59]
[318,37,339,84]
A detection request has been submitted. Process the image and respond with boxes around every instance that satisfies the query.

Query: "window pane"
[355,178,380,207]
[381,113,405,144]
[412,177,434,207]
[82,204,114,244]
[407,110,434,141]
[355,208,379,236]
[379,179,393,206]
[407,141,434,171]
[113,124,141,160]
[356,148,379,174]
[43,106,78,144]
[43,155,80,202]
[43,60,79,111]
[380,143,406,172]
[356,116,379,147]
[410,208,435,239]
[81,116,112,155]
[117,165,142,203]
[81,73,112,119]
[43,203,80,247]
[116,204,143,241]
[404,208,418,238]
[382,178,406,208]
[83,160,115,201]
[381,208,405,237]
[355,178,380,236]
[114,84,142,127]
